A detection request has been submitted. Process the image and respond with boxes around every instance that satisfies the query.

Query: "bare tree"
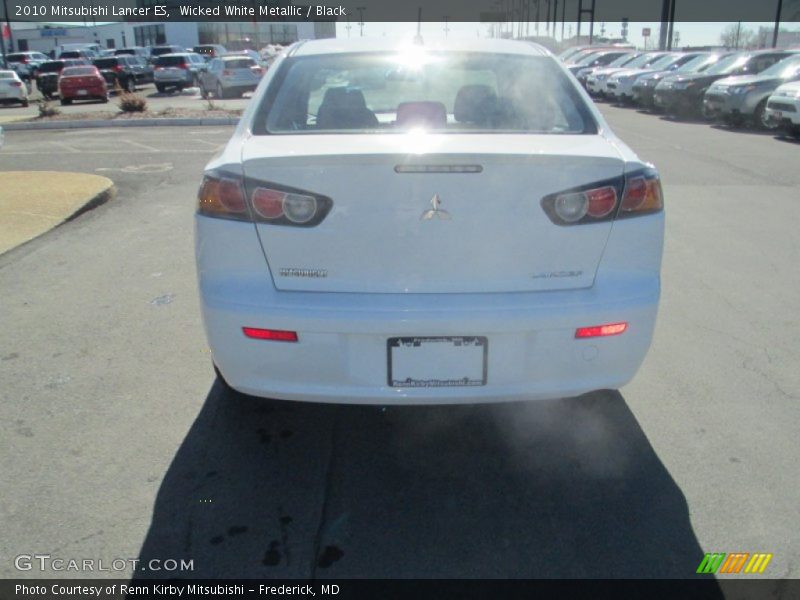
[719,23,757,49]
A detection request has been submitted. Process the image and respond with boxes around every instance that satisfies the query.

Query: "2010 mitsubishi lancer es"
[195,38,664,405]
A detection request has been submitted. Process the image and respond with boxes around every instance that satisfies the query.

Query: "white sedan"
[195,38,664,405]
[0,70,29,106]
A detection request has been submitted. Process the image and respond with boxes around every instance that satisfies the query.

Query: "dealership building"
[8,19,335,54]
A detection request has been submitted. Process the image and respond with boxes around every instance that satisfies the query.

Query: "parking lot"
[0,82,251,118]
[0,102,798,580]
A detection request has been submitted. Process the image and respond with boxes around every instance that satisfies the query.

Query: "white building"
[9,20,334,55]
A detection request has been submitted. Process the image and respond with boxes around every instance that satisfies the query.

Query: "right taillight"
[198,172,332,227]
[617,169,663,218]
[541,167,663,226]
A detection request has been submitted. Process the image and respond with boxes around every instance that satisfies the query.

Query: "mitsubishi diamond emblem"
[420,194,451,220]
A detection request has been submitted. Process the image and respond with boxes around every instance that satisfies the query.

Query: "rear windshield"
[38,62,66,73]
[258,52,596,135]
[94,58,119,69]
[0,71,16,79]
[224,58,256,69]
[115,49,136,55]
[62,67,98,76]
[59,52,82,59]
[151,47,178,56]
[156,56,188,67]
[7,54,28,62]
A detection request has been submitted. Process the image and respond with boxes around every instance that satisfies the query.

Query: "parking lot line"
[122,139,162,153]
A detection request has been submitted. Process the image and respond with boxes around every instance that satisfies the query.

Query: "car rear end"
[154,54,194,89]
[218,57,262,95]
[58,66,107,103]
[93,57,124,87]
[0,71,28,105]
[195,40,664,404]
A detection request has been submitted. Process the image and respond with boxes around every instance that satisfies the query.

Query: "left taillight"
[541,167,663,226]
[198,172,333,227]
[197,173,249,221]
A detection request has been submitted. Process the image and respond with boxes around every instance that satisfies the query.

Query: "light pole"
[356,7,366,37]
[772,0,783,48]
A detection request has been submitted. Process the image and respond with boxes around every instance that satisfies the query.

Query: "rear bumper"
[196,213,663,405]
[60,86,106,99]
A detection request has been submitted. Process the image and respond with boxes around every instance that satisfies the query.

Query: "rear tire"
[60,98,72,105]
[21,98,29,107]
[125,77,136,93]
[155,83,166,93]
[215,82,226,99]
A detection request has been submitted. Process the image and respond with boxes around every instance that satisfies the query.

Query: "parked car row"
[562,46,800,138]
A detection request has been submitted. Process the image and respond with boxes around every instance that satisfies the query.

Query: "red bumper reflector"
[242,327,298,342]
[575,322,628,338]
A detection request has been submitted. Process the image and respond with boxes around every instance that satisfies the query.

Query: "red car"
[58,66,108,105]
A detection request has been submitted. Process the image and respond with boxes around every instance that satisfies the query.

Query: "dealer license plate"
[77,89,88,95]
[387,336,487,388]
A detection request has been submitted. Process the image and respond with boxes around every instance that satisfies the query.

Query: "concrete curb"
[0,174,116,257]
[1,117,239,131]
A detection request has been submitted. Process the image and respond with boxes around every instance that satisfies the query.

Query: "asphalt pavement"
[0,106,798,583]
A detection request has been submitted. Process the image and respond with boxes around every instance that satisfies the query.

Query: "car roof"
[289,37,550,57]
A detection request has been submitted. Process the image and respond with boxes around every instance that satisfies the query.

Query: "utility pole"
[772,0,783,48]
[356,7,365,37]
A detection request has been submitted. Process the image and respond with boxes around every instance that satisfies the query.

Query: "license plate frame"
[387,336,488,388]
[77,89,88,95]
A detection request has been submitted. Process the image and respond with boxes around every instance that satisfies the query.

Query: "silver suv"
[153,53,206,93]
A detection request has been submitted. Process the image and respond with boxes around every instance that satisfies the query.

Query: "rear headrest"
[395,101,447,129]
[316,86,378,130]
[454,84,497,124]
[320,86,368,110]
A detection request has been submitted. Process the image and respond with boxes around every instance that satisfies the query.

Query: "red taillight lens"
[178,62,188,70]
[252,187,286,219]
[619,172,663,216]
[21,57,29,63]
[10,81,22,88]
[198,174,248,220]
[113,65,124,72]
[575,322,628,338]
[242,327,298,342]
[585,186,618,218]
[155,66,164,71]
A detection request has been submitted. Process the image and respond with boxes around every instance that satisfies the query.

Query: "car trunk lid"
[242,134,625,294]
